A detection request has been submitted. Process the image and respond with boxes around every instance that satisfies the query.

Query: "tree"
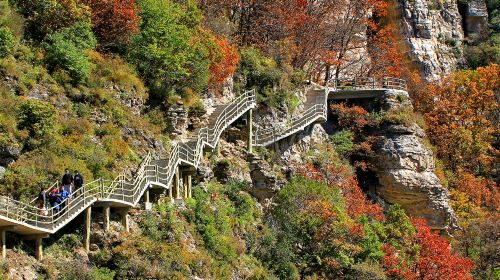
[81,0,139,51]
[411,218,474,280]
[130,0,211,103]
[208,36,239,91]
[421,64,499,175]
[12,0,91,40]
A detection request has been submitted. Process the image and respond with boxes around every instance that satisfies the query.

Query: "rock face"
[165,103,189,138]
[398,0,464,80]
[464,0,488,36]
[0,145,20,167]
[372,90,458,230]
[247,153,284,201]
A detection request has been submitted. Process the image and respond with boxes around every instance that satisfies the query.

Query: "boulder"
[0,145,20,167]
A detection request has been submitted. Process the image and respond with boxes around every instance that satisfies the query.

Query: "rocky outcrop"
[464,0,488,36]
[0,145,20,167]
[398,0,464,80]
[372,90,458,231]
[165,103,189,138]
[247,153,284,201]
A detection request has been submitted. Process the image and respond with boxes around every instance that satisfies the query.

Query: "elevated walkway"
[0,76,407,259]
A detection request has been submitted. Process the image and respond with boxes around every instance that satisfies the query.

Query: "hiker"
[73,170,84,196]
[62,169,73,194]
[37,187,47,216]
[48,187,59,216]
[56,185,70,217]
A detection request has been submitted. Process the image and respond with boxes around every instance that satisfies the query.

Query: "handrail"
[254,87,328,147]
[333,76,407,91]
[0,76,406,234]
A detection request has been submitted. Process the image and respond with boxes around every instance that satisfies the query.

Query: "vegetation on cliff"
[0,0,497,279]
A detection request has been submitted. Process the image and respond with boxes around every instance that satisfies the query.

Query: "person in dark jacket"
[62,169,73,193]
[73,170,83,196]
[37,187,46,216]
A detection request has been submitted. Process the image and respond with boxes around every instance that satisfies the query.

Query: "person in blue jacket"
[56,184,70,217]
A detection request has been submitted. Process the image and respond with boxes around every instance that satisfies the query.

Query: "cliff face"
[398,0,464,80]
[372,90,458,231]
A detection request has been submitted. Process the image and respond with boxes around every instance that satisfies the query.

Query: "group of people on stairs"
[35,170,84,218]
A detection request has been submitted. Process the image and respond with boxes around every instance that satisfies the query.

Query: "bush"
[130,0,210,104]
[44,36,93,83]
[17,99,55,138]
[12,0,91,40]
[44,23,96,83]
[330,130,354,157]
[235,47,304,109]
[0,26,15,57]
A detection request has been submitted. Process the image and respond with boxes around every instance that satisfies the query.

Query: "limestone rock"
[0,166,5,180]
[165,103,189,138]
[247,153,283,201]
[372,91,458,230]
[465,0,488,36]
[398,0,464,80]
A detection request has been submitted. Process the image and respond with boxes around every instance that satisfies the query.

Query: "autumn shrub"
[82,0,139,52]
[208,36,239,91]
[17,99,56,139]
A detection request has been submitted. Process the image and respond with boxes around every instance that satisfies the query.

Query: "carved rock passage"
[373,92,458,230]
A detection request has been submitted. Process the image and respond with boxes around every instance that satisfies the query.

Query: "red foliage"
[330,103,370,131]
[383,219,474,280]
[82,0,139,49]
[208,36,239,90]
[412,218,474,280]
[295,163,383,220]
[369,24,402,78]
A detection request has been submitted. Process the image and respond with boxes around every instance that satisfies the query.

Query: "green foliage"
[130,0,210,104]
[464,34,500,68]
[17,99,55,139]
[12,0,91,40]
[381,107,418,127]
[330,130,354,157]
[44,23,96,83]
[0,26,15,57]
[236,47,303,109]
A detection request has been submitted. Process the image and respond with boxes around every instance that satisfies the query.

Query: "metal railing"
[331,76,407,91]
[254,87,328,147]
[0,90,257,233]
[0,76,407,233]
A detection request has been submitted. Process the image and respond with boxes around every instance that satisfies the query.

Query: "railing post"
[247,109,253,153]
[100,178,104,198]
[155,165,159,182]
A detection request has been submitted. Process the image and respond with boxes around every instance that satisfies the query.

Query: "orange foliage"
[369,24,402,78]
[417,64,499,174]
[208,36,239,90]
[451,170,499,211]
[82,0,139,49]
